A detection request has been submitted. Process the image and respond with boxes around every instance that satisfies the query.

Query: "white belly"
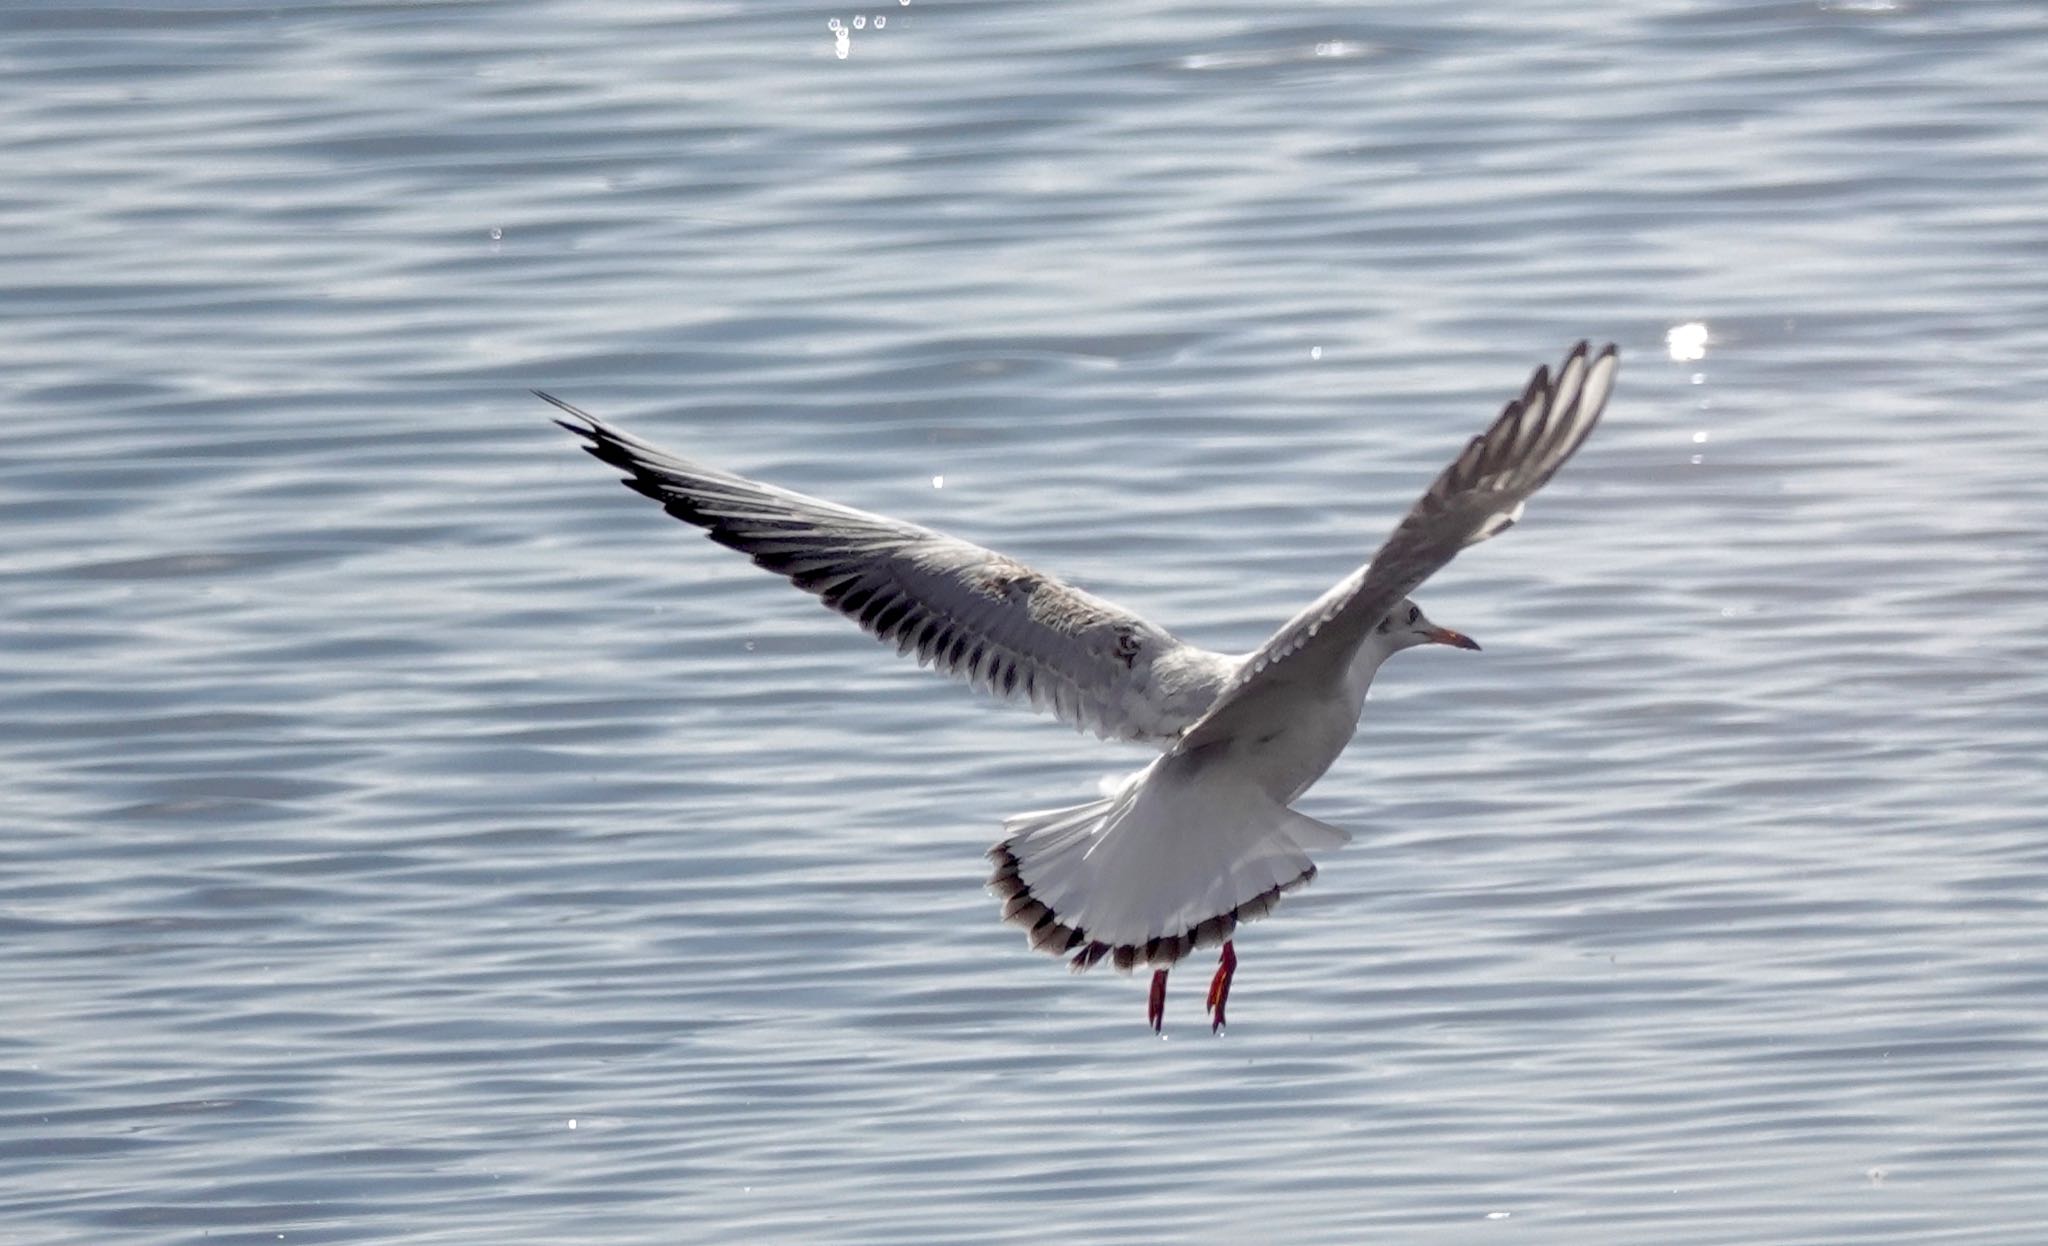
[1205,679,1363,804]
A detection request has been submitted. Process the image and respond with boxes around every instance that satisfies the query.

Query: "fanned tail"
[986,763,1350,973]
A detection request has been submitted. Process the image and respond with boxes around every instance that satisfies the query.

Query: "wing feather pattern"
[543,394,1227,744]
[1176,342,1618,754]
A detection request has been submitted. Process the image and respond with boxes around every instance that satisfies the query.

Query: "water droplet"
[827,16,841,29]
[874,14,885,26]
[1692,430,1709,444]
[931,475,944,489]
[1309,345,1322,361]
[853,14,865,28]
[488,226,502,241]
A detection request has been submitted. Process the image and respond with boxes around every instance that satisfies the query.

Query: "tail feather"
[987,764,1350,973]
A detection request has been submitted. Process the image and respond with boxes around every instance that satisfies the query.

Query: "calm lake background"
[5,1,2047,1241]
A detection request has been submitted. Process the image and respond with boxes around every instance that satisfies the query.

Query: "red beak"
[1426,626,1481,652]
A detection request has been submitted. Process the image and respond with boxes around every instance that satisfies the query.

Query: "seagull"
[545,341,1617,1033]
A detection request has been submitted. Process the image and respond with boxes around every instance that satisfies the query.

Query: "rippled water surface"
[6,1,2048,1241]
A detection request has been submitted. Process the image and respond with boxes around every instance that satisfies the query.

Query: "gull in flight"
[545,341,1617,1033]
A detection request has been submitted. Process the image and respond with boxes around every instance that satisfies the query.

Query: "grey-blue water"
[5,1,2046,1241]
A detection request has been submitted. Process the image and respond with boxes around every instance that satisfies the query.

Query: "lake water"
[4,1,2047,1241]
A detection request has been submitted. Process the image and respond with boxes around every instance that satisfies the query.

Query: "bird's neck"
[1342,634,1399,709]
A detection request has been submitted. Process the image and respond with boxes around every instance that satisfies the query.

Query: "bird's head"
[1375,598,1481,654]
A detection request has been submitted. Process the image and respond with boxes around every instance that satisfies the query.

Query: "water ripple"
[4,0,2047,1242]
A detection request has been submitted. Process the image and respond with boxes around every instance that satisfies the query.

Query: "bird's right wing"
[546,394,1224,744]
[1174,342,1618,757]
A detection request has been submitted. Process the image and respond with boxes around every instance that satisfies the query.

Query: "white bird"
[546,340,1618,1033]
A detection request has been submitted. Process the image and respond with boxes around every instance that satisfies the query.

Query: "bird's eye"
[1407,605,1420,624]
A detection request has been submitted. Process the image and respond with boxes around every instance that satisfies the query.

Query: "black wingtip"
[538,392,619,452]
[1559,340,1620,372]
[534,389,590,423]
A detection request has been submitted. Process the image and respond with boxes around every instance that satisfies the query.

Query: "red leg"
[1206,940,1237,1033]
[1147,969,1168,1032]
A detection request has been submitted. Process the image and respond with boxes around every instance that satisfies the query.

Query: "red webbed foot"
[1206,940,1237,1033]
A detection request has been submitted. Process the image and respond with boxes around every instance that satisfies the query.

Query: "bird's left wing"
[545,394,1225,744]
[1173,341,1618,756]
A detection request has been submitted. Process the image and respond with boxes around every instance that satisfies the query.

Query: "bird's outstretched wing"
[1174,341,1618,756]
[544,394,1227,744]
